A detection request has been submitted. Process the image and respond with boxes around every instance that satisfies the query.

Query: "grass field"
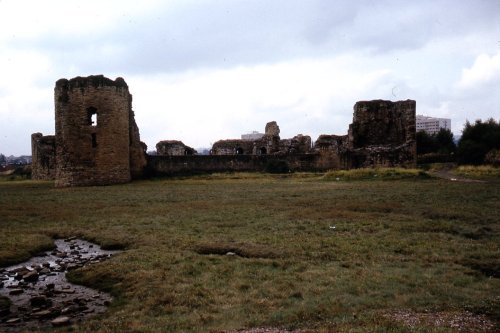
[0,172,499,332]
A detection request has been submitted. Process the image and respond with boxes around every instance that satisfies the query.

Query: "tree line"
[416,118,500,166]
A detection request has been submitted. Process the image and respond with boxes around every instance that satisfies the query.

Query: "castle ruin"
[33,75,147,187]
[32,75,416,185]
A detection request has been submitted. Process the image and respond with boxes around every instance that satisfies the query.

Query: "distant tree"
[416,131,437,155]
[435,128,456,154]
[416,129,456,155]
[457,118,500,165]
[0,154,5,165]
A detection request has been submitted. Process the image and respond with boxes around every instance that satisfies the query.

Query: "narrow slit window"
[87,107,97,126]
[91,133,97,148]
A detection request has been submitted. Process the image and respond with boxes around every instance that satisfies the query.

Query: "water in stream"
[0,238,119,331]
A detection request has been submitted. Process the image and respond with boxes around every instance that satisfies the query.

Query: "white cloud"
[127,57,396,150]
[457,51,500,90]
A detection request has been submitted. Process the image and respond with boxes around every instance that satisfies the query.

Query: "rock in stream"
[0,238,119,331]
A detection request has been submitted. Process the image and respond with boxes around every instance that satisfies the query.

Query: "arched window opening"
[260,147,267,155]
[236,147,244,155]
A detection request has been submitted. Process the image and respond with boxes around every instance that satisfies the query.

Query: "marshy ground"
[0,170,499,332]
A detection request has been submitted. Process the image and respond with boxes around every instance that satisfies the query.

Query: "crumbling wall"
[314,135,348,153]
[54,75,143,187]
[313,134,348,169]
[279,135,312,154]
[156,140,197,156]
[346,100,416,168]
[211,139,255,155]
[211,121,284,155]
[31,133,56,180]
[147,153,329,175]
[129,109,148,179]
[265,121,280,136]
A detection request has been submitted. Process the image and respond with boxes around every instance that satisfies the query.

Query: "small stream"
[0,238,119,331]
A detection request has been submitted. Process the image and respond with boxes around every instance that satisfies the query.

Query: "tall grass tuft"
[323,168,429,181]
[454,165,500,179]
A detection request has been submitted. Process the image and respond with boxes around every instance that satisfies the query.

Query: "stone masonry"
[211,121,312,156]
[156,140,197,156]
[54,75,146,187]
[31,133,56,180]
[346,100,416,168]
[32,76,416,181]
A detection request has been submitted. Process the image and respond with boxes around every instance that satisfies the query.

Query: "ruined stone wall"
[346,100,416,168]
[54,75,133,187]
[156,140,197,156]
[279,135,312,154]
[211,139,255,155]
[147,153,331,176]
[211,121,283,155]
[129,109,148,179]
[314,135,348,153]
[349,100,416,148]
[31,133,56,180]
[313,135,348,169]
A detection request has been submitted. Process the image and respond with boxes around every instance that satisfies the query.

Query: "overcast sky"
[1,0,499,155]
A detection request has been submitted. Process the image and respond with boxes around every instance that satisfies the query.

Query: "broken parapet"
[54,75,146,187]
[31,133,56,180]
[156,140,197,156]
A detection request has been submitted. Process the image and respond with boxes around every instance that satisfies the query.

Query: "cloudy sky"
[1,0,499,155]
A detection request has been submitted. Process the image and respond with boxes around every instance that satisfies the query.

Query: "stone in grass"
[51,316,71,327]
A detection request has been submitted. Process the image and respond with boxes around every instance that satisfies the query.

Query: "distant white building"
[416,115,451,135]
[241,131,264,141]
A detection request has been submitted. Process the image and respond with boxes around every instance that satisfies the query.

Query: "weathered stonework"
[31,133,56,180]
[346,100,416,168]
[156,140,197,156]
[34,77,415,180]
[265,121,280,136]
[211,121,304,156]
[279,135,312,155]
[129,110,148,179]
[54,75,146,187]
[314,135,348,152]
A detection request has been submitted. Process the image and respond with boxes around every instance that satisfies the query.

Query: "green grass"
[0,174,499,332]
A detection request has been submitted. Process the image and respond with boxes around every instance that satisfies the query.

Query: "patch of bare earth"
[383,310,497,332]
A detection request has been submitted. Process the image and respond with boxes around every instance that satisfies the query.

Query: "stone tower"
[54,75,146,187]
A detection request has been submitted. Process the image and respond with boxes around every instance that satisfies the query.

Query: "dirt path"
[428,169,487,183]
